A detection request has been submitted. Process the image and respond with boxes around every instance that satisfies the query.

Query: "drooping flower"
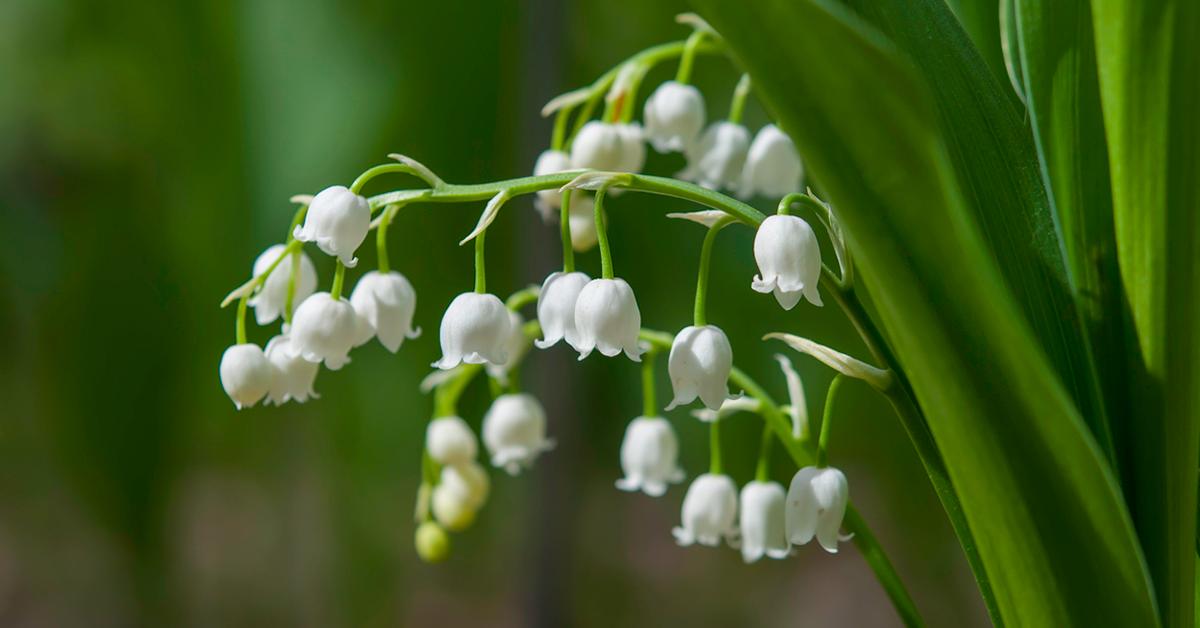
[535,271,591,350]
[533,149,574,221]
[482,393,555,475]
[432,292,512,370]
[432,460,490,532]
[485,309,527,384]
[425,416,479,466]
[219,343,274,409]
[751,214,823,309]
[672,473,739,547]
[786,466,850,553]
[570,121,624,171]
[615,123,646,173]
[615,416,684,497]
[349,270,420,352]
[739,481,791,563]
[573,278,643,361]
[264,334,319,405]
[568,193,599,252]
[680,122,750,190]
[666,325,733,411]
[739,124,803,199]
[292,185,371,267]
[288,292,359,369]
[643,81,706,153]
[414,521,450,563]
[248,244,317,325]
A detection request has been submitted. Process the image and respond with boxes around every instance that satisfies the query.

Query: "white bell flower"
[219,343,274,410]
[431,482,477,532]
[482,393,556,475]
[533,149,574,221]
[440,461,490,510]
[288,292,359,370]
[264,334,319,405]
[615,416,684,497]
[739,124,803,199]
[615,123,646,173]
[680,121,750,190]
[292,185,371,268]
[643,81,706,153]
[535,271,591,350]
[349,270,420,352]
[485,309,527,384]
[248,244,317,325]
[739,481,791,563]
[570,121,624,171]
[425,416,479,466]
[672,473,739,547]
[751,214,824,309]
[573,278,643,361]
[666,325,733,411]
[568,194,599,252]
[432,292,512,370]
[786,466,850,553]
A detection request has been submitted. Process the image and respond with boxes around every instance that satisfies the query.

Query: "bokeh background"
[0,0,989,626]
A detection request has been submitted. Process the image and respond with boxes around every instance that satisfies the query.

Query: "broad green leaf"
[830,0,1115,463]
[942,0,1007,91]
[692,0,1159,625]
[1090,0,1200,624]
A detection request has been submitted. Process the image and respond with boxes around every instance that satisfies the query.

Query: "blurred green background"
[0,0,987,626]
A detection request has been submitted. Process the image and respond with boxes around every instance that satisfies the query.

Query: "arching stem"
[818,375,846,468]
[560,190,575,273]
[594,188,614,279]
[694,217,733,326]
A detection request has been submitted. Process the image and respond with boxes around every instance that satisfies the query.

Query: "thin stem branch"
[818,375,846,467]
[330,261,346,301]
[709,418,723,475]
[594,188,614,279]
[754,421,774,482]
[642,347,659,417]
[560,190,575,273]
[694,217,733,326]
[474,228,487,293]
[728,73,751,124]
[377,204,396,274]
[235,295,248,344]
[675,30,708,84]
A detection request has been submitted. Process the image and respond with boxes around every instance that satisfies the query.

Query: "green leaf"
[1089,0,1200,624]
[691,0,1160,625]
[943,0,1008,91]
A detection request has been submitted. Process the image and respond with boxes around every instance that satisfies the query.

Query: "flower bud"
[532,149,574,221]
[615,123,646,173]
[482,393,555,475]
[568,194,599,252]
[440,461,490,510]
[414,521,450,563]
[485,309,527,384]
[739,481,791,563]
[219,343,274,409]
[643,81,706,153]
[680,122,750,190]
[535,271,591,350]
[432,482,478,532]
[666,325,733,411]
[615,416,684,497]
[739,124,803,199]
[573,278,643,361]
[570,121,624,171]
[292,185,371,268]
[425,416,478,466]
[349,270,420,352]
[264,334,319,405]
[288,292,359,369]
[672,473,739,547]
[432,292,512,370]
[751,214,823,309]
[786,466,849,553]
[248,244,317,325]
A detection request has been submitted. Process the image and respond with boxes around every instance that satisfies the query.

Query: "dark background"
[0,0,987,625]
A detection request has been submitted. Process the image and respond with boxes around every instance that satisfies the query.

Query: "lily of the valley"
[532,149,574,221]
[249,244,317,325]
[432,461,490,532]
[752,214,823,309]
[666,325,733,411]
[425,416,479,466]
[219,343,273,409]
[643,81,706,153]
[615,416,684,497]
[673,473,739,547]
[739,124,803,199]
[350,270,420,352]
[433,292,512,369]
[264,334,319,405]
[681,121,750,190]
[535,271,591,350]
[615,123,646,173]
[288,292,359,369]
[482,393,555,475]
[292,185,371,267]
[570,121,625,172]
[568,194,599,252]
[786,465,850,553]
[739,481,791,563]
[573,278,643,361]
[486,310,527,385]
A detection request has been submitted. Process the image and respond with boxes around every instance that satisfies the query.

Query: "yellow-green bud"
[415,522,450,563]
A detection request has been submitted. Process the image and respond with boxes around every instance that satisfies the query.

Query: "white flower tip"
[541,86,591,117]
[289,194,315,205]
[665,210,734,228]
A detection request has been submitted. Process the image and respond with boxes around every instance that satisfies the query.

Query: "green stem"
[675,30,708,84]
[560,190,576,273]
[642,348,659,417]
[818,375,846,467]
[709,418,722,475]
[694,217,733,326]
[286,203,309,242]
[474,228,487,293]
[350,163,430,194]
[330,261,346,300]
[594,188,614,279]
[754,421,774,482]
[728,73,751,124]
[283,248,300,323]
[551,105,572,151]
[235,295,248,344]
